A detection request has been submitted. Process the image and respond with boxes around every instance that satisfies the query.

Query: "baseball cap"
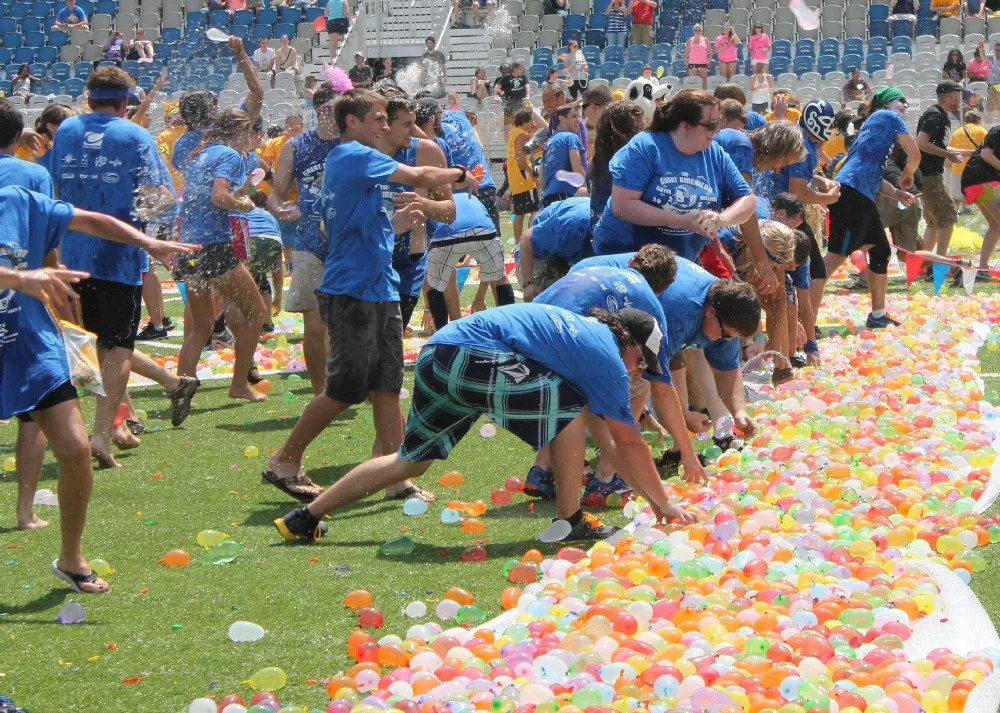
[617,308,664,375]
[937,79,963,95]
[355,51,365,59]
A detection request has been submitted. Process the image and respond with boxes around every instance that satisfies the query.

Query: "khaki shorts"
[629,372,650,401]
[875,194,922,253]
[921,174,958,229]
[284,250,324,312]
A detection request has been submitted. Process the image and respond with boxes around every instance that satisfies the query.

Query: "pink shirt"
[714,34,738,63]
[228,0,246,10]
[969,57,990,80]
[687,36,710,65]
[749,33,771,62]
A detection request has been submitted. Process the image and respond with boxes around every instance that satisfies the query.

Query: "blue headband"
[89,88,130,99]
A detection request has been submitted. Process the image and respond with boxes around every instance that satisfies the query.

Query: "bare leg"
[513,213,525,242]
[809,277,827,329]
[91,345,134,468]
[301,308,328,396]
[213,265,267,400]
[869,271,888,313]
[267,393,350,478]
[15,421,48,529]
[471,282,490,312]
[308,455,433,517]
[977,200,1000,270]
[142,270,166,328]
[689,350,729,422]
[370,390,431,499]
[177,279,216,378]
[33,400,109,593]
[131,350,182,392]
[445,271,462,320]
[549,414,587,520]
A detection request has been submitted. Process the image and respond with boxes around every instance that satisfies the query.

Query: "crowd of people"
[4,25,1000,596]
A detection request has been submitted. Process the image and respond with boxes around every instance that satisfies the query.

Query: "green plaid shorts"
[398,344,587,462]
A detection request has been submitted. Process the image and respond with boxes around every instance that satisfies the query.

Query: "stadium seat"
[794,38,816,58]
[0,50,9,67]
[817,55,838,76]
[74,61,92,78]
[604,44,624,64]
[890,19,914,39]
[40,78,58,94]
[650,59,670,76]
[14,48,35,64]
[868,20,889,39]
[582,44,601,65]
[273,22,294,39]
[256,7,278,24]
[213,56,233,76]
[529,62,548,82]
[771,39,792,59]
[533,46,554,66]
[842,37,864,56]
[3,32,23,48]
[36,45,56,63]
[622,59,643,78]
[841,52,862,71]
[599,61,620,80]
[768,55,789,74]
[561,29,582,46]
[64,76,84,97]
[868,4,889,21]
[627,44,648,63]
[584,28,605,47]
[651,43,671,60]
[251,24,272,40]
[565,13,586,31]
[589,13,607,31]
[209,10,229,27]
[29,61,47,77]
[279,6,301,24]
[792,55,814,76]
[21,17,43,34]
[231,9,253,25]
[10,3,29,20]
[0,81,11,96]
[891,36,912,55]
[866,52,887,72]
[819,38,840,57]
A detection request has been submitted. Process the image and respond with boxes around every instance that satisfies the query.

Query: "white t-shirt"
[750,74,771,104]
[565,50,588,81]
[253,47,275,70]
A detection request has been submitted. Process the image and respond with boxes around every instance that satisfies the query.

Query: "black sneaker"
[162,316,174,331]
[564,512,620,541]
[136,323,169,341]
[713,434,743,452]
[168,376,200,427]
[212,327,235,349]
[771,366,794,386]
[790,352,806,368]
[274,506,328,542]
[126,417,146,435]
[866,312,901,329]
[262,322,275,335]
[657,450,709,469]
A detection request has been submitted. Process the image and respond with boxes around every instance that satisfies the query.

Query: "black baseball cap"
[937,80,963,95]
[617,308,664,375]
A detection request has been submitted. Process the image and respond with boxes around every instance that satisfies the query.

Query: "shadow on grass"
[0,588,104,623]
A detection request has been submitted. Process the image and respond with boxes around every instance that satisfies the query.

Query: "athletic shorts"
[921,174,958,229]
[175,242,240,279]
[425,233,505,291]
[511,189,539,215]
[963,180,1000,207]
[700,241,733,279]
[398,344,587,462]
[74,277,143,350]
[17,380,78,423]
[326,17,349,33]
[827,185,888,257]
[798,220,826,281]
[478,186,501,232]
[284,249,324,312]
[688,64,708,70]
[248,236,282,292]
[875,193,922,253]
[317,293,403,404]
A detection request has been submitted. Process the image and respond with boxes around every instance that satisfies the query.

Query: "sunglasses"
[632,343,647,371]
[697,118,721,131]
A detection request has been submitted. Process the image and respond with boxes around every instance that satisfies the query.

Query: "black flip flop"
[51,560,110,594]
[262,469,321,502]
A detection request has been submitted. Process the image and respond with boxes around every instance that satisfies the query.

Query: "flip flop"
[51,560,110,594]
[384,484,435,502]
[261,469,321,502]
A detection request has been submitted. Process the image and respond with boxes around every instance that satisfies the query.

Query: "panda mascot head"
[625,77,672,122]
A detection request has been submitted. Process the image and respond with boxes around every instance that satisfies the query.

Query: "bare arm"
[788,175,840,205]
[514,133,530,172]
[67,208,200,263]
[211,176,254,212]
[568,148,585,179]
[519,227,537,301]
[267,140,297,218]
[389,163,470,191]
[649,380,708,483]
[393,139,457,223]
[132,71,167,128]
[229,37,264,121]
[611,184,704,232]
[716,193,756,227]
[916,130,965,161]
[712,367,755,437]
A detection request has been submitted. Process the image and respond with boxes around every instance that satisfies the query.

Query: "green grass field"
[4,225,1000,712]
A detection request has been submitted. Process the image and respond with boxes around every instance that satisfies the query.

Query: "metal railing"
[359,0,451,49]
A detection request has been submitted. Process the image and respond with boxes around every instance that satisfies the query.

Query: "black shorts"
[326,17,349,33]
[74,277,143,350]
[542,192,573,208]
[827,184,888,257]
[175,242,241,279]
[478,186,501,232]
[17,380,78,423]
[317,293,404,404]
[511,189,539,215]
[798,220,826,281]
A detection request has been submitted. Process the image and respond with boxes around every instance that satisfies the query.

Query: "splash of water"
[395,60,443,98]
[483,4,515,46]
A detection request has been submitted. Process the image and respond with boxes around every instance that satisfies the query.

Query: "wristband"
[456,165,467,185]
[805,339,819,354]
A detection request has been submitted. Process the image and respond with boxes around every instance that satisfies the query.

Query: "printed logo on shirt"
[102,172,120,184]
[605,294,620,312]
[0,246,27,333]
[83,132,105,150]
[652,174,718,230]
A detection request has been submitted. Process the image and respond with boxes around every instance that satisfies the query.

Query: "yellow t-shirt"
[764,107,802,122]
[949,123,988,174]
[931,0,959,17]
[16,136,50,163]
[824,132,846,161]
[260,134,299,200]
[506,125,535,195]
[156,125,187,190]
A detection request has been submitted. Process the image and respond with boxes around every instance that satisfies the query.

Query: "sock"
[558,509,582,527]
[495,283,516,306]
[426,289,450,330]
[213,315,227,333]
[870,309,886,319]
[285,506,320,533]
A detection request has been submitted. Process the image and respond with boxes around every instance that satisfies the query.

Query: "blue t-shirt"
[759,129,819,198]
[441,111,495,190]
[713,129,754,177]
[574,254,740,373]
[56,5,86,22]
[320,141,400,302]
[180,143,246,246]
[535,265,671,382]
[745,111,767,130]
[288,129,341,260]
[428,303,634,425]
[385,137,427,299]
[245,206,281,237]
[835,109,909,200]
[589,174,611,229]
[789,261,810,289]
[0,153,53,196]
[431,193,496,242]
[171,129,203,173]
[542,130,586,199]
[601,130,752,261]
[0,187,74,419]
[530,196,593,264]
[52,112,168,285]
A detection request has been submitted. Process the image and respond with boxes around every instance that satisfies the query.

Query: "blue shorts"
[280,219,299,247]
[789,261,810,290]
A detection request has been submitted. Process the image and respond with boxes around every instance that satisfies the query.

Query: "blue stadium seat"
[0,49,9,65]
[232,9,253,25]
[228,24,249,40]
[122,59,140,76]
[867,36,887,56]
[251,24,272,39]
[622,60,643,78]
[2,32,23,47]
[75,0,92,17]
[655,25,675,44]
[65,76,84,97]
[627,43,648,63]
[35,45,56,62]
[794,39,816,58]
[162,27,181,43]
[273,22,294,39]
[14,48,35,63]
[708,0,728,8]
[10,3,29,19]
[768,55,789,74]
[842,37,863,57]
[593,0,610,11]
[890,19,914,38]
[891,36,912,54]
[561,29,582,46]
[682,8,702,24]
[187,11,206,26]
[581,44,601,65]
[916,17,937,37]
[40,77,58,93]
[136,74,154,92]
[0,80,11,96]
[650,59,669,76]
[651,43,671,60]
[0,19,16,33]
[817,55,837,76]
[866,52,887,72]
[841,52,862,72]
[599,61,620,80]
[31,1,50,16]
[819,38,839,57]
[792,55,814,76]
[256,7,277,24]
[279,6,301,23]
[604,44,624,64]
[589,13,607,31]
[304,6,323,22]
[74,61,92,78]
[189,57,211,76]
[565,13,586,30]
[154,42,174,59]
[213,56,233,75]
[29,61,47,76]
[210,10,229,27]
[671,58,687,75]
[771,39,791,60]
[869,4,889,21]
[21,16,43,33]
[24,30,46,47]
[584,28,605,47]
[533,47,553,66]
[869,20,889,38]
[96,0,115,14]
[529,63,548,82]
[4,65,20,81]
[46,28,67,46]
[204,73,225,93]
[177,42,197,59]
[50,60,70,79]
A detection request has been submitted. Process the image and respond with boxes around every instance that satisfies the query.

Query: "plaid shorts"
[398,344,587,462]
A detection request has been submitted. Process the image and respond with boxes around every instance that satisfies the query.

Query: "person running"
[263,89,475,503]
[541,104,587,207]
[273,303,696,544]
[519,197,594,301]
[1,185,197,593]
[175,108,268,403]
[267,82,341,395]
[824,88,920,328]
[50,66,200,468]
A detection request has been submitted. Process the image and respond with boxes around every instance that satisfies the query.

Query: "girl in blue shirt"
[541,105,586,207]
[176,108,270,403]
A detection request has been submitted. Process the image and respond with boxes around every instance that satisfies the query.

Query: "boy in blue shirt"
[274,304,696,543]
[264,89,475,503]
[541,105,586,207]
[0,185,198,594]
[53,0,88,29]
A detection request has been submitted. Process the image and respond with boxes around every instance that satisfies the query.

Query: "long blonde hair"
[735,221,796,276]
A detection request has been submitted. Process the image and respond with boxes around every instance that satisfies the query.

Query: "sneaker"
[274,506,328,542]
[212,327,235,349]
[713,434,744,452]
[523,465,556,499]
[583,473,630,498]
[866,312,902,330]
[771,366,794,386]
[564,512,620,541]
[790,352,806,368]
[168,376,200,427]
[126,417,146,436]
[262,322,275,335]
[162,316,174,331]
[136,323,169,341]
[814,325,822,341]
[978,269,994,282]
[657,450,709,469]
[847,276,869,292]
